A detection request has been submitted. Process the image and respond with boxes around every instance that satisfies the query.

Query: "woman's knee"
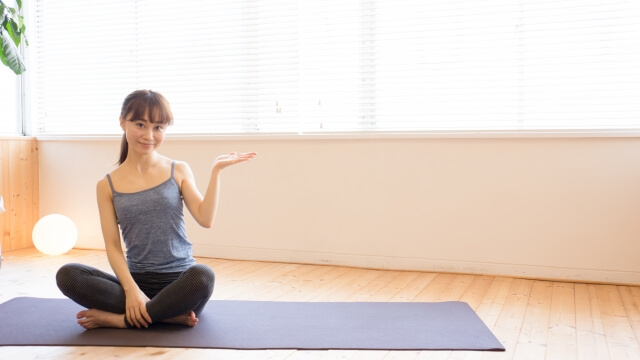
[55,263,85,292]
[186,264,215,280]
[184,264,215,294]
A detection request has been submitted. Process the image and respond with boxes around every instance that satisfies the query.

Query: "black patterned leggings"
[56,263,215,327]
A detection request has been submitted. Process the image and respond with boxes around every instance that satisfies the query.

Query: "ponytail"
[117,134,128,165]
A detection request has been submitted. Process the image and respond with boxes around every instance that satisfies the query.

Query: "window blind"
[30,0,640,135]
[0,66,20,135]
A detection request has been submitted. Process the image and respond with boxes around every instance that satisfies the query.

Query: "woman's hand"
[213,152,257,171]
[125,288,152,328]
[179,151,257,228]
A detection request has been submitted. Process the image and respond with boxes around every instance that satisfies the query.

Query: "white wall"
[38,136,640,284]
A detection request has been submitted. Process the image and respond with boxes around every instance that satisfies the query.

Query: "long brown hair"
[118,90,174,165]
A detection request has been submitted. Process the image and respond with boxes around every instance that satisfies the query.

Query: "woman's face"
[120,111,167,156]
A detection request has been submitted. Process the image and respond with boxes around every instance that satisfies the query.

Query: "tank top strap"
[171,161,175,178]
[106,174,116,194]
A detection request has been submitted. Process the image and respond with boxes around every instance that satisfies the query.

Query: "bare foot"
[76,309,127,330]
[162,311,199,327]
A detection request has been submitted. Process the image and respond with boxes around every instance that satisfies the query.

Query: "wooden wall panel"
[0,138,39,251]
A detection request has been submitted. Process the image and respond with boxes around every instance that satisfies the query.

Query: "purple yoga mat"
[0,297,504,351]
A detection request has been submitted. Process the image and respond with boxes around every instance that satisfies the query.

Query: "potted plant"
[1,0,27,74]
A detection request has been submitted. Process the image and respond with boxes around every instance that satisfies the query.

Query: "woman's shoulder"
[96,175,114,199]
[97,165,123,189]
[169,158,192,174]
[171,160,196,189]
[97,172,113,187]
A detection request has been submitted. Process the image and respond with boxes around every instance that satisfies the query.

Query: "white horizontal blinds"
[373,0,640,131]
[133,0,248,133]
[245,0,299,133]
[374,1,520,131]
[298,1,362,132]
[519,1,640,129]
[31,0,303,135]
[133,0,303,133]
[32,1,137,134]
[31,0,640,135]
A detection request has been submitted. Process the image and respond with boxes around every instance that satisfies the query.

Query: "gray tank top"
[106,161,195,273]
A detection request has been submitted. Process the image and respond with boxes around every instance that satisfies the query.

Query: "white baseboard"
[193,244,640,286]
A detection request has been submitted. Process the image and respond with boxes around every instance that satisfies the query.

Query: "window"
[0,65,21,135]
[0,0,22,135]
[29,0,640,136]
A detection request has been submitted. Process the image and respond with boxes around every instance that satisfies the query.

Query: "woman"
[56,90,256,329]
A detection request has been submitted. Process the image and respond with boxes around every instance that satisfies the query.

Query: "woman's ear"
[120,116,126,131]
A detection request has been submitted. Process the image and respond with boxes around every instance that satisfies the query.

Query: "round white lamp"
[32,214,78,256]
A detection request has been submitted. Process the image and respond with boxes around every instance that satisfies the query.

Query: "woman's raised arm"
[178,152,257,228]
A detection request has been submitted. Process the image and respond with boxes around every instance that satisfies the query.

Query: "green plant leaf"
[0,4,6,25]
[6,18,21,46]
[0,27,24,74]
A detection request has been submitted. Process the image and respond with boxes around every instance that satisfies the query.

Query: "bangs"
[146,95,173,125]
[121,90,174,125]
[147,105,173,125]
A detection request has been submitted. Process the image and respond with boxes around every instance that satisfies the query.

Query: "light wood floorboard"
[1,248,639,360]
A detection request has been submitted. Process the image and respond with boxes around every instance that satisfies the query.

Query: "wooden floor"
[1,248,639,360]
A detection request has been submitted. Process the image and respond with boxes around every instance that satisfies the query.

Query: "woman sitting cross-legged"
[56,89,257,329]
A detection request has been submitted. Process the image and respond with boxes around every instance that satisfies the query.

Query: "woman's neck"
[123,152,160,175]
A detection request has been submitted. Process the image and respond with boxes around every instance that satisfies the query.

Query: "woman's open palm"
[214,152,257,170]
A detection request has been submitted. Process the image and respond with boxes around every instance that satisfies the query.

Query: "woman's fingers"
[230,152,257,162]
[127,307,148,328]
[217,153,254,163]
[135,308,149,328]
[126,310,136,328]
[230,151,256,157]
[141,307,153,325]
[128,309,140,328]
[213,151,257,170]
